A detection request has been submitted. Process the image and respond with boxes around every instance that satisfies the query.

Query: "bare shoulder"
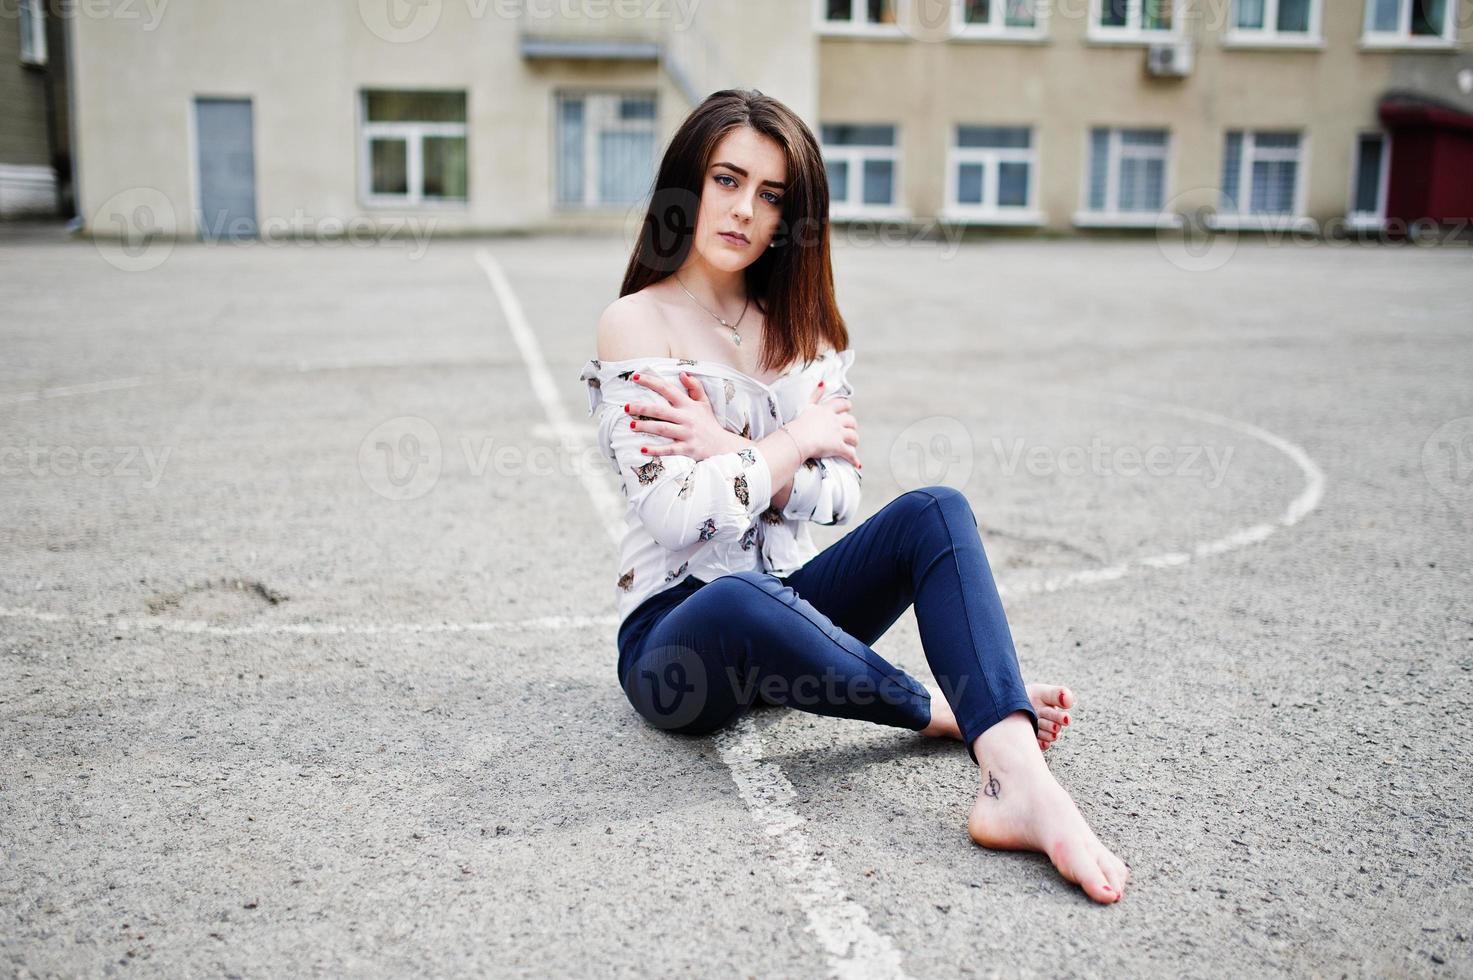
[596,289,672,361]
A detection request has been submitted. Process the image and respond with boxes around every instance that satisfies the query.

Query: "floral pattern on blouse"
[579,347,862,627]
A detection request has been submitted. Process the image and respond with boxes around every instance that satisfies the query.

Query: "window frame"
[1346,129,1392,231]
[1223,0,1325,49]
[1087,0,1184,44]
[1073,126,1182,229]
[820,123,909,221]
[814,0,909,39]
[1360,0,1458,48]
[951,0,1050,43]
[1209,128,1314,231]
[940,124,1045,226]
[19,0,48,66]
[357,89,470,210]
[551,89,661,211]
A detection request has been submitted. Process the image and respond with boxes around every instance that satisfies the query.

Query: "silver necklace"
[675,274,749,346]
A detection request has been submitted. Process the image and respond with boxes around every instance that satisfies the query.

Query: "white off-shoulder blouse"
[577,347,863,627]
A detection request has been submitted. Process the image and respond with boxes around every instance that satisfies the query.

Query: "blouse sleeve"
[779,348,863,527]
[584,365,776,552]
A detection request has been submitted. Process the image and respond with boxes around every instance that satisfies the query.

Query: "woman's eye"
[715,174,736,187]
[762,192,783,205]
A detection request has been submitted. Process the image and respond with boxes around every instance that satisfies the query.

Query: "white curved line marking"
[0,607,619,636]
[994,390,1326,600]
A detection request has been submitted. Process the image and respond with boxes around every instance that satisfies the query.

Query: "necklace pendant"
[731,330,742,346]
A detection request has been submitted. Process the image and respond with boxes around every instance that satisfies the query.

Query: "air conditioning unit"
[1146,40,1193,77]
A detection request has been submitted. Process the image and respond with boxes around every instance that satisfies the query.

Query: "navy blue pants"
[615,485,1039,765]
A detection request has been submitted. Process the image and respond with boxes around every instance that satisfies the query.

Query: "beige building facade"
[64,0,1473,239]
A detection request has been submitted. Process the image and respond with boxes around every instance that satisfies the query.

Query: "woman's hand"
[625,371,746,462]
[785,382,861,469]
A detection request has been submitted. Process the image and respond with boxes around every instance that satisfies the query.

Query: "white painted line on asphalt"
[473,249,626,550]
[0,606,619,635]
[994,390,1326,599]
[474,248,913,980]
[0,375,151,406]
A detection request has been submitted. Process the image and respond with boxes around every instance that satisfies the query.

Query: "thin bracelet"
[777,425,802,462]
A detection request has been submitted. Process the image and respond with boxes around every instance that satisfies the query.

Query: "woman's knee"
[900,484,977,526]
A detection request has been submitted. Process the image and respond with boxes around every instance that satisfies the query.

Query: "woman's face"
[692,125,788,273]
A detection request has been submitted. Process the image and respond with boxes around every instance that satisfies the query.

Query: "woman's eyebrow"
[710,161,786,189]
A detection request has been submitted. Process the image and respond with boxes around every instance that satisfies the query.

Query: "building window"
[19,0,47,66]
[955,0,1046,38]
[1079,128,1171,224]
[1218,130,1306,223]
[943,126,1042,223]
[1226,0,1322,44]
[554,92,658,208]
[1348,131,1390,229]
[360,90,468,207]
[1362,0,1456,44]
[821,124,903,217]
[816,0,905,35]
[1090,0,1179,39]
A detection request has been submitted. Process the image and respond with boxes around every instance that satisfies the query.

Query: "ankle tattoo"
[983,770,1001,799]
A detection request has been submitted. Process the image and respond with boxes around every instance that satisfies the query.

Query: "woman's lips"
[718,232,750,247]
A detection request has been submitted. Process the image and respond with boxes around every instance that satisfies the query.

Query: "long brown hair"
[619,88,848,374]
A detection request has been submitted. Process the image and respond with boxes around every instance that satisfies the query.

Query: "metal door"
[195,98,258,240]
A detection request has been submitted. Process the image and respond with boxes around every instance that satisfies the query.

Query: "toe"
[1031,685,1073,710]
[1037,705,1068,727]
[1054,839,1116,904]
[1098,851,1128,896]
[1038,720,1061,742]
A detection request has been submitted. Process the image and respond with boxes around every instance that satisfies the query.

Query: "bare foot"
[921,682,1075,752]
[966,711,1130,904]
[918,684,962,739]
[1026,683,1073,752]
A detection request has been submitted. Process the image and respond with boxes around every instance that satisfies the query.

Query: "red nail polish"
[818,381,825,387]
[640,447,647,454]
[632,373,639,380]
[629,421,636,429]
[623,403,629,412]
